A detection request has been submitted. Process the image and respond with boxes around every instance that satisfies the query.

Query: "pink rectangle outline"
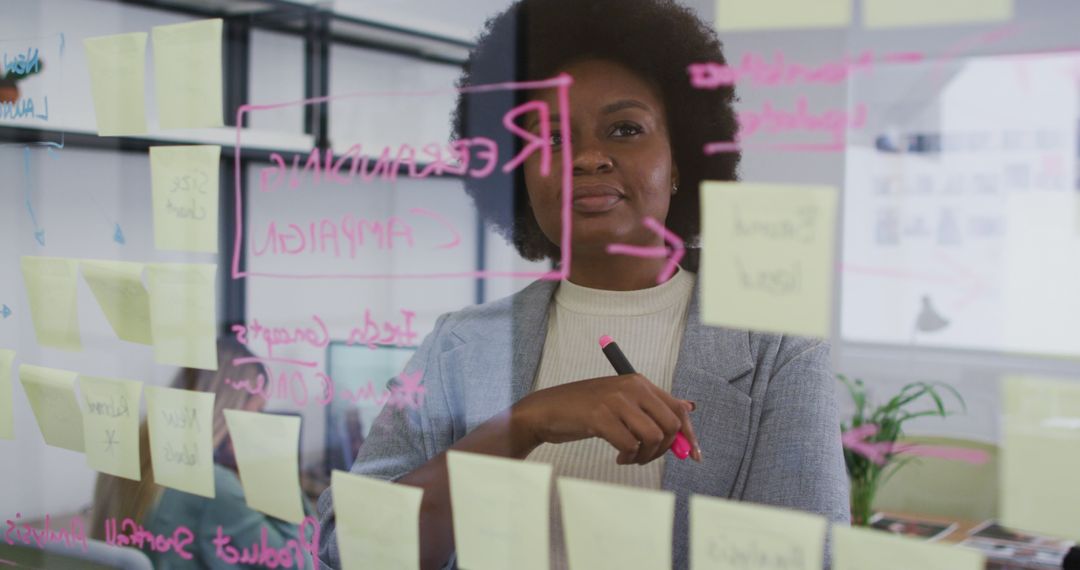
[232,75,574,281]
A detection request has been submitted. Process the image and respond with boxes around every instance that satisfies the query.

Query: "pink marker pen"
[599,335,694,460]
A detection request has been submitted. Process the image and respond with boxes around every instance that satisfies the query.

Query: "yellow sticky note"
[690,495,826,570]
[20,256,82,351]
[83,32,148,136]
[146,385,216,498]
[332,470,422,570]
[0,349,14,440]
[19,364,84,452]
[715,0,852,31]
[863,0,1012,28]
[146,263,217,371]
[446,451,552,570]
[80,260,152,345]
[1001,376,1080,541]
[152,19,224,129]
[80,376,142,480]
[224,410,304,523]
[701,182,838,338]
[557,477,674,570]
[833,525,984,570]
[149,145,221,253]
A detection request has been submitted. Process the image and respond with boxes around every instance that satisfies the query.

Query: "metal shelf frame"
[1,0,485,331]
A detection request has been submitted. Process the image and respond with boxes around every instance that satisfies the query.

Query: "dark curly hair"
[452,0,739,273]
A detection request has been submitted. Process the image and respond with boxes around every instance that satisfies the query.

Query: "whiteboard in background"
[841,53,1080,357]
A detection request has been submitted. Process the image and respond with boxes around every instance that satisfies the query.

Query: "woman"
[319,0,848,568]
[91,339,314,569]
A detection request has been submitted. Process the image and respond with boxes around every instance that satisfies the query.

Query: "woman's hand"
[512,373,700,464]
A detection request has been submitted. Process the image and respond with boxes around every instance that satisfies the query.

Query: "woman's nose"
[571,138,614,175]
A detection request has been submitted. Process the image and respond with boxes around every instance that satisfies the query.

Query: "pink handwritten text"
[226,366,425,411]
[231,309,417,357]
[233,75,573,281]
[103,517,194,560]
[688,50,924,89]
[213,516,320,569]
[705,97,868,154]
[258,100,551,192]
[250,208,460,258]
[4,513,88,552]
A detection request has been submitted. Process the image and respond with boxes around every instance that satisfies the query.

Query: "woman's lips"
[572,194,623,213]
[572,185,624,213]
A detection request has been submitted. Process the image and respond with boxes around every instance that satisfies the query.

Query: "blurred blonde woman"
[91,338,315,569]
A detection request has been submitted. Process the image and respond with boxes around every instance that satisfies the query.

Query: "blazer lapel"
[440,280,557,435]
[510,280,557,404]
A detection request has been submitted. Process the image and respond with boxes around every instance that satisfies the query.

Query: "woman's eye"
[612,123,643,137]
[549,131,563,146]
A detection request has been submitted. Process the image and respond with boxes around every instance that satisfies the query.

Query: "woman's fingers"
[650,387,701,463]
[593,408,643,464]
[619,404,668,464]
[673,399,701,462]
[636,393,684,463]
[527,375,701,464]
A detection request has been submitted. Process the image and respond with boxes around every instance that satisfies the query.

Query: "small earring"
[672,183,679,194]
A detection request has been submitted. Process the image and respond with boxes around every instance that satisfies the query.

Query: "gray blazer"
[318,279,850,569]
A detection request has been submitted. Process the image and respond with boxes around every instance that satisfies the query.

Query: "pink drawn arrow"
[892,442,990,465]
[605,216,685,283]
[842,423,894,465]
[843,423,991,466]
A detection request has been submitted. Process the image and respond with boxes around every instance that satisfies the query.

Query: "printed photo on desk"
[1,0,1078,569]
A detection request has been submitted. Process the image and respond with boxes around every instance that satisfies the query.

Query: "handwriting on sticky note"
[833,525,984,570]
[863,0,1012,29]
[20,256,82,351]
[83,32,147,136]
[80,260,152,345]
[150,145,221,253]
[146,385,216,498]
[332,470,422,570]
[714,0,851,31]
[223,409,304,523]
[690,494,826,570]
[700,182,838,338]
[447,451,552,570]
[557,477,674,570]
[146,263,218,371]
[1001,376,1080,542]
[0,349,13,440]
[152,19,223,129]
[19,364,84,452]
[80,376,142,481]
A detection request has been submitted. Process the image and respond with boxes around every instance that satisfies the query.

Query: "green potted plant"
[838,374,966,526]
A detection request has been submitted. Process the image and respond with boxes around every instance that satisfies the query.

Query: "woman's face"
[523,58,678,257]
